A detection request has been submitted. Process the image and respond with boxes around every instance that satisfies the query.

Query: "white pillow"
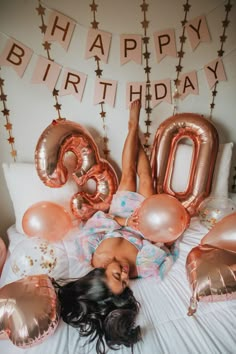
[170,143,233,196]
[210,142,234,197]
[2,162,79,234]
[229,192,236,204]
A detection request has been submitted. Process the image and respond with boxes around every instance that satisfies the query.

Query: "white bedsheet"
[1,217,236,354]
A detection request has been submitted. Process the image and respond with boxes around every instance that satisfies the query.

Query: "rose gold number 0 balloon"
[150,113,219,216]
[35,119,118,221]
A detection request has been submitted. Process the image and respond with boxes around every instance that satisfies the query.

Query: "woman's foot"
[129,99,141,130]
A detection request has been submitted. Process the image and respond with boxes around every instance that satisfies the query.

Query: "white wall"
[0,0,235,242]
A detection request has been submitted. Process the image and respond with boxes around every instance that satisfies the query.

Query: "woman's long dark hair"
[53,268,141,354]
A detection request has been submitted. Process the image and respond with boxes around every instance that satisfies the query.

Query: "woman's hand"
[125,209,139,230]
[107,212,139,230]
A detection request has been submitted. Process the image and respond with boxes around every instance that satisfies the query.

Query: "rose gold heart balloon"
[201,212,236,253]
[186,244,236,316]
[0,274,60,347]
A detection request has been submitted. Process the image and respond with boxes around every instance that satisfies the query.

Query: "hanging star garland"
[36,0,64,120]
[140,0,152,153]
[0,70,17,160]
[209,0,232,119]
[172,0,191,114]
[90,0,110,159]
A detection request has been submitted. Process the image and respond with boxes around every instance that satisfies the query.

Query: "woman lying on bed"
[53,100,178,354]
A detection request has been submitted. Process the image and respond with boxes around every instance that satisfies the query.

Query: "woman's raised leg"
[118,99,141,192]
[137,141,155,198]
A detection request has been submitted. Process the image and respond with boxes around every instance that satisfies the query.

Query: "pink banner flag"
[120,34,142,65]
[60,69,87,101]
[186,15,211,51]
[126,82,146,108]
[44,11,75,51]
[31,56,61,91]
[94,78,117,106]
[153,29,177,63]
[85,28,112,63]
[204,58,226,89]
[0,39,33,77]
[151,79,172,107]
[178,71,198,100]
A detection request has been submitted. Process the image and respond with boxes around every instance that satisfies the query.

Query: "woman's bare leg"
[137,141,155,197]
[118,99,141,192]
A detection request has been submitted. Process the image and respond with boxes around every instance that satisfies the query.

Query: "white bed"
[1,215,236,354]
[1,138,236,353]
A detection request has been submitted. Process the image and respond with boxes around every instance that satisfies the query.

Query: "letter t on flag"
[94,78,117,106]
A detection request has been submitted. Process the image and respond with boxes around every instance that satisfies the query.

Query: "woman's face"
[104,259,130,295]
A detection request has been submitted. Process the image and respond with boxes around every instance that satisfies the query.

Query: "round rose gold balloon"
[22,201,72,242]
[0,274,60,347]
[138,194,189,243]
[201,212,236,253]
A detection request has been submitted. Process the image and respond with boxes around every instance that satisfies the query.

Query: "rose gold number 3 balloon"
[150,113,219,216]
[35,119,118,221]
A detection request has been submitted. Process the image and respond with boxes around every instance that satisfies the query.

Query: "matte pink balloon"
[201,212,236,253]
[138,194,189,243]
[22,201,72,242]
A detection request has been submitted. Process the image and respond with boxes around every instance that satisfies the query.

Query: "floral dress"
[75,191,179,279]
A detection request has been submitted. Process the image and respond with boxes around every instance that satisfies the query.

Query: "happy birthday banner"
[0,10,227,108]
